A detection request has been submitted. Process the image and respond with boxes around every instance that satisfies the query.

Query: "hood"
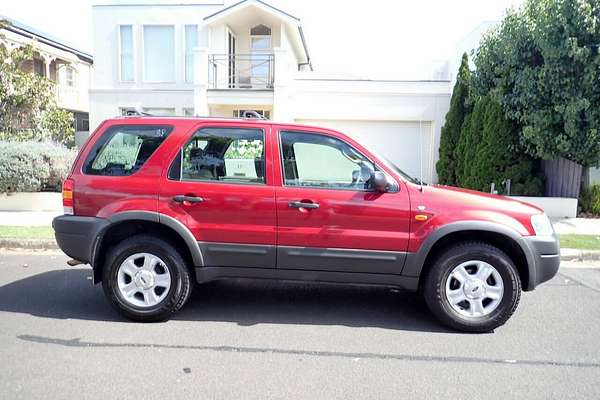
[426,185,543,215]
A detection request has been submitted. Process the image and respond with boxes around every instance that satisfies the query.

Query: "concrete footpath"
[0,211,60,226]
[551,217,600,235]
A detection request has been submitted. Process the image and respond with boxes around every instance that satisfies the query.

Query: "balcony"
[208,54,274,90]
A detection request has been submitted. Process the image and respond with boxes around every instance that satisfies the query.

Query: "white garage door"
[294,119,434,182]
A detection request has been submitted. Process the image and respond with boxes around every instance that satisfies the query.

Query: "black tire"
[423,241,521,333]
[102,235,192,322]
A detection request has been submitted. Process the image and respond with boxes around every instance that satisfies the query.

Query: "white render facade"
[91,0,451,183]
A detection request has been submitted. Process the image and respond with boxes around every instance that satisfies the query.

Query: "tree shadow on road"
[0,268,453,333]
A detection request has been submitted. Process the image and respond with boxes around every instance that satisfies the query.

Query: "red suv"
[53,116,560,332]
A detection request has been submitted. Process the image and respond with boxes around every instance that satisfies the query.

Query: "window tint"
[84,125,172,176]
[176,127,265,184]
[280,131,375,190]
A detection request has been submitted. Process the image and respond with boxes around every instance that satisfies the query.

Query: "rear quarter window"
[83,125,172,176]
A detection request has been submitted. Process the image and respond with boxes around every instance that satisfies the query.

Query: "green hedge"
[0,141,77,192]
[581,184,600,216]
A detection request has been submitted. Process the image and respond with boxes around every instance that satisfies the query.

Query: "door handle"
[173,195,204,204]
[289,201,319,210]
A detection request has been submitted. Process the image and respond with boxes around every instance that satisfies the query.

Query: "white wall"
[90,3,221,128]
[290,78,451,182]
[295,119,435,183]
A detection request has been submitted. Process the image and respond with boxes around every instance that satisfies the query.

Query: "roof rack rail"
[123,109,153,117]
[118,109,268,120]
[240,110,266,119]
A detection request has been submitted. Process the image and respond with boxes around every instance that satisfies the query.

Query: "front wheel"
[102,235,192,322]
[423,241,521,332]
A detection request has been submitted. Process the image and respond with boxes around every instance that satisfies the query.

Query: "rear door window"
[169,127,265,184]
[83,125,172,176]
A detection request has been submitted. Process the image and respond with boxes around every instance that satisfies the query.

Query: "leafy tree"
[473,0,600,168]
[41,108,75,147]
[0,19,74,145]
[436,53,472,185]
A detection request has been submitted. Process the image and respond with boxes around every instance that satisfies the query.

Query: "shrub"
[581,184,600,216]
[0,141,77,192]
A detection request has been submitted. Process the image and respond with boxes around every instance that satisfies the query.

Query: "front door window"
[280,131,376,191]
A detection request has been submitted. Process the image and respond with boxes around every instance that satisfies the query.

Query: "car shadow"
[0,268,452,333]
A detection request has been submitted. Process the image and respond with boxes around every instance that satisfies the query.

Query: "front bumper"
[518,234,561,291]
[52,215,109,264]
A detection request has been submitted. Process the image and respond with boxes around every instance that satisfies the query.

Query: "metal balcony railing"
[208,53,274,90]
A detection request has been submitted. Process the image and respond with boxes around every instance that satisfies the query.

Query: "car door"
[274,127,411,274]
[159,122,276,268]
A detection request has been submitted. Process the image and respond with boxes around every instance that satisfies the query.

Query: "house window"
[250,24,271,85]
[250,26,271,51]
[184,25,198,83]
[183,108,195,116]
[143,25,175,82]
[250,24,271,36]
[33,59,45,77]
[65,66,76,87]
[119,25,134,82]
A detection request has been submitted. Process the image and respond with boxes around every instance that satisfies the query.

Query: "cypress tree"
[471,96,543,195]
[456,95,487,189]
[436,53,471,185]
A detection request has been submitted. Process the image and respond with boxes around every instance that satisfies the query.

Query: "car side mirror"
[370,171,389,192]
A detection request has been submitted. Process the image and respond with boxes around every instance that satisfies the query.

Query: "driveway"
[0,251,599,399]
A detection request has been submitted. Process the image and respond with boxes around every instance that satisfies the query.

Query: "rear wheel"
[102,235,192,322]
[423,241,521,332]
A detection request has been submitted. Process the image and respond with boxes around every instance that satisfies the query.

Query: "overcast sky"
[1,0,524,79]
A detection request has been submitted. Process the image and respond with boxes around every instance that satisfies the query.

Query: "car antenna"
[419,119,425,192]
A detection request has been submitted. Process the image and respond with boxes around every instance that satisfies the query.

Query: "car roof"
[109,116,325,131]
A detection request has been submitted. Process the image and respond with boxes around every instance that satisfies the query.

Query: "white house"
[0,15,93,141]
[91,0,451,183]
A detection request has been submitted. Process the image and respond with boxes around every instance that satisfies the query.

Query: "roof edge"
[0,15,93,63]
[204,0,300,23]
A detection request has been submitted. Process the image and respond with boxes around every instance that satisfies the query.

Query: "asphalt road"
[0,251,599,399]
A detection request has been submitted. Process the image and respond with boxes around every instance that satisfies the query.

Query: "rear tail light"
[62,179,74,215]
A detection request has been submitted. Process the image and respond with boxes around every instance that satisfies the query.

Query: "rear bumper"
[518,234,561,291]
[52,215,109,264]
